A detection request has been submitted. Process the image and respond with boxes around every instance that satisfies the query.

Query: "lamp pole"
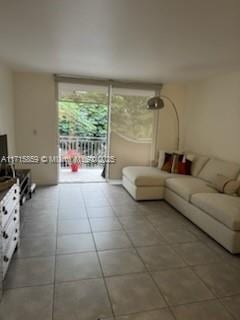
[160,95,180,151]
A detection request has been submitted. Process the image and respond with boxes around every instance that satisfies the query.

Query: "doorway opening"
[58,83,108,183]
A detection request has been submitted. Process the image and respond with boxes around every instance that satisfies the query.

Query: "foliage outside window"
[58,90,153,142]
[111,94,153,141]
[58,91,108,137]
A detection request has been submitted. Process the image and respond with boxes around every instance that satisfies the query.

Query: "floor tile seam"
[105,198,167,243]
[51,185,61,320]
[24,214,58,219]
[219,295,240,320]
[167,244,225,268]
[54,275,104,285]
[136,211,179,244]
[189,263,237,298]
[102,270,154,279]
[54,270,172,284]
[200,240,236,263]
[21,233,58,238]
[54,188,236,319]
[119,215,225,317]
[3,282,54,293]
[13,254,57,261]
[82,194,115,318]
[55,247,139,255]
[57,231,92,235]
[5,280,55,291]
[167,296,234,318]
[55,246,149,255]
[119,221,175,315]
[106,306,175,319]
[219,292,240,299]
[215,300,237,320]
[188,263,236,319]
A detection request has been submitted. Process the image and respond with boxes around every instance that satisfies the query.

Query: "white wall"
[183,71,240,163]
[158,84,186,152]
[0,63,15,154]
[14,72,58,185]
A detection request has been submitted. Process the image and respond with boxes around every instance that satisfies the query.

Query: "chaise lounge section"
[123,154,240,253]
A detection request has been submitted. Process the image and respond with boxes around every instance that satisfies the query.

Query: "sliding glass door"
[56,77,159,182]
[57,82,108,183]
[109,87,155,179]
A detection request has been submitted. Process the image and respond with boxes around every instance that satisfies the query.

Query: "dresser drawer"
[3,208,19,253]
[3,233,19,279]
[1,185,19,228]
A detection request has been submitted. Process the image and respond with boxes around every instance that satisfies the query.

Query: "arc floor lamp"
[147,95,180,151]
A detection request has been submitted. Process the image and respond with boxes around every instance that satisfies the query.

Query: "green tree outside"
[58,91,153,140]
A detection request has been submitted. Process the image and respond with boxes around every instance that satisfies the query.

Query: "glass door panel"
[109,87,155,179]
[57,82,108,182]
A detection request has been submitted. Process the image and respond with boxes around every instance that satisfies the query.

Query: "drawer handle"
[14,237,17,241]
[2,206,6,212]
[13,217,17,221]
[15,209,18,213]
[15,228,18,233]
[13,196,16,201]
[14,189,17,194]
[4,210,8,215]
[3,231,9,239]
[3,256,9,263]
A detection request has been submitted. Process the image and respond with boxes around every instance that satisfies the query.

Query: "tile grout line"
[12,186,240,320]
[149,201,237,319]
[107,196,179,320]
[121,221,234,318]
[82,186,116,319]
[109,197,240,319]
[142,203,238,319]
[188,264,236,320]
[51,186,61,320]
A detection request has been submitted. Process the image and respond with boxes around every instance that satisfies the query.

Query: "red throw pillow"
[178,157,192,175]
[161,153,192,175]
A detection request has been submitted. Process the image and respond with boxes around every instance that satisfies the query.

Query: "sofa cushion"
[198,158,240,184]
[166,177,217,201]
[191,193,240,231]
[212,174,240,195]
[186,153,209,177]
[122,166,172,187]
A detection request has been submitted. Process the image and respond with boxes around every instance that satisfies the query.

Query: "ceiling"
[0,0,240,82]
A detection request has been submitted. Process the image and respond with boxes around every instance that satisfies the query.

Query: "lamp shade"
[147,96,165,110]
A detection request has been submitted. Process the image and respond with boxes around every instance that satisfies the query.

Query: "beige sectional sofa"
[122,154,240,253]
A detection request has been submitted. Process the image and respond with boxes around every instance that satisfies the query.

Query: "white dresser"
[0,183,20,301]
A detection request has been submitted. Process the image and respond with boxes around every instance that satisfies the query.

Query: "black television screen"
[0,134,8,162]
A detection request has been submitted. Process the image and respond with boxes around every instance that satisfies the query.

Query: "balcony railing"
[59,135,107,168]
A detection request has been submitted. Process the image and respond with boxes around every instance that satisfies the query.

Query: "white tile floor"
[1,183,240,320]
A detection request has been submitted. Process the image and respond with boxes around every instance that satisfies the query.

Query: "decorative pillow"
[212,174,240,195]
[171,153,183,173]
[161,153,174,172]
[177,155,192,175]
[161,153,192,175]
[158,149,175,168]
